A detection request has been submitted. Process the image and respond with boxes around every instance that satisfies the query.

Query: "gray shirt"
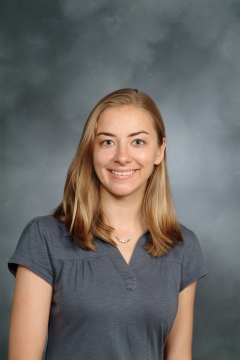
[8,215,207,360]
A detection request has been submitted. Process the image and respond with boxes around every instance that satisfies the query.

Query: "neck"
[99,189,145,231]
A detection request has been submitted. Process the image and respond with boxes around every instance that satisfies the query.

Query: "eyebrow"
[96,131,150,137]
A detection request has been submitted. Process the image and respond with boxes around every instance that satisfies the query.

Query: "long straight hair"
[54,88,183,256]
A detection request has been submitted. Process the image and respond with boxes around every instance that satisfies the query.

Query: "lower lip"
[108,170,139,180]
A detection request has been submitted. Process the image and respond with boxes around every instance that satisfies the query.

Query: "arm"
[8,265,53,360]
[164,281,197,360]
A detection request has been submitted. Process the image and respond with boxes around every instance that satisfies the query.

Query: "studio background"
[1,0,240,359]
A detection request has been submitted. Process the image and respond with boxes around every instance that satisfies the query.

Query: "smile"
[110,170,136,176]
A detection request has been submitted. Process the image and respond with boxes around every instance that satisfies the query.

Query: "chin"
[106,185,146,198]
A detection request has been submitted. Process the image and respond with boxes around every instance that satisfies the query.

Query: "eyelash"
[102,140,114,146]
[101,139,145,146]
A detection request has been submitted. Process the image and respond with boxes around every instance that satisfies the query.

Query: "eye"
[102,139,114,146]
[133,139,144,146]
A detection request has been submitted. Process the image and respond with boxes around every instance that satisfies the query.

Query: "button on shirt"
[8,215,207,360]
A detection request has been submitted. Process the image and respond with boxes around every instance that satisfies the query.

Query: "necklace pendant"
[114,235,130,244]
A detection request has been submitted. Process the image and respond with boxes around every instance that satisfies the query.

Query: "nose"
[113,143,131,164]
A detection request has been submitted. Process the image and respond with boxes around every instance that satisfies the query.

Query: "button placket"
[104,243,138,290]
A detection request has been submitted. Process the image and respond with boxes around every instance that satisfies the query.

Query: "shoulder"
[8,215,65,283]
[20,215,102,259]
[179,223,198,243]
[14,215,72,259]
[160,224,207,290]
[161,223,201,265]
[21,215,68,238]
[28,214,63,229]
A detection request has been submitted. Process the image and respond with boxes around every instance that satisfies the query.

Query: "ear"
[154,138,166,165]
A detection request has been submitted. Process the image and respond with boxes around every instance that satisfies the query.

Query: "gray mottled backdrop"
[1,0,240,359]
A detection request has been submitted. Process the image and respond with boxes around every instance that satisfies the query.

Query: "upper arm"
[164,281,197,360]
[9,265,53,360]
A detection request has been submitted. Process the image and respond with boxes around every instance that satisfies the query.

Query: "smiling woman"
[54,89,181,257]
[8,88,207,360]
[93,105,165,201]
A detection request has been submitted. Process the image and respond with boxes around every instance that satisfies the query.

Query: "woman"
[8,88,207,360]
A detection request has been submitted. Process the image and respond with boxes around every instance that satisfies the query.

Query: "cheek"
[137,151,158,165]
[93,150,110,175]
[93,145,102,163]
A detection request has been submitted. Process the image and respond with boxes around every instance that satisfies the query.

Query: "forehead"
[97,105,155,131]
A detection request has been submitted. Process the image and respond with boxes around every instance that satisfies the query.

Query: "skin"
[164,282,196,360]
[9,104,196,359]
[93,105,165,201]
[8,265,52,360]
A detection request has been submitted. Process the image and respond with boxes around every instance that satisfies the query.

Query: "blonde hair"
[54,88,183,256]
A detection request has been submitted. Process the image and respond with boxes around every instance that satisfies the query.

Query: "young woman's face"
[93,105,166,200]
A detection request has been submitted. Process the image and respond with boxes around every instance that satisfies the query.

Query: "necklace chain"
[114,217,146,244]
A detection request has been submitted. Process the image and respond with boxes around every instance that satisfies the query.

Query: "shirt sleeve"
[8,217,53,286]
[180,229,207,292]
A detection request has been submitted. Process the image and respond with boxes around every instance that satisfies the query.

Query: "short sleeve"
[8,217,53,285]
[180,229,207,292]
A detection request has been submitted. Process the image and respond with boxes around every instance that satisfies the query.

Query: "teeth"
[111,170,135,176]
